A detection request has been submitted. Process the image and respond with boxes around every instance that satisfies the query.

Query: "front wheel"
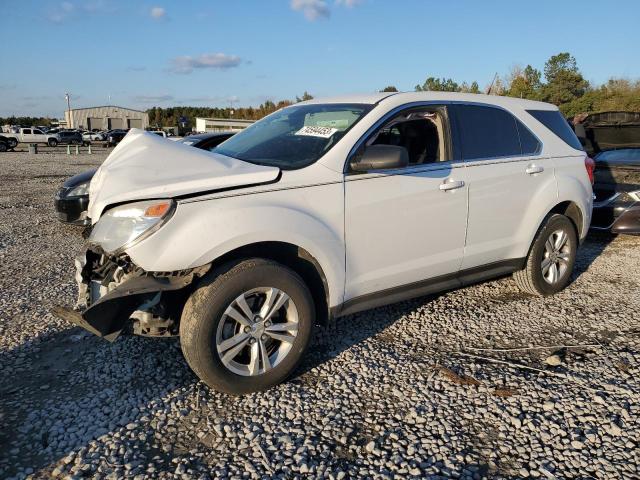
[180,258,314,394]
[48,138,58,147]
[513,214,578,296]
[0,142,7,152]
[7,138,18,149]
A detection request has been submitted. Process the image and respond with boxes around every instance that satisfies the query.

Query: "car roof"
[299,91,556,111]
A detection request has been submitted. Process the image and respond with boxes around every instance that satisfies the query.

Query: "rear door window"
[454,105,521,160]
[527,110,584,151]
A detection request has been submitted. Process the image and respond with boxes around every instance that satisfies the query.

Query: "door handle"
[439,180,465,191]
[525,165,544,175]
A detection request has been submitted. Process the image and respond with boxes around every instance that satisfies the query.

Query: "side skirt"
[332,258,525,318]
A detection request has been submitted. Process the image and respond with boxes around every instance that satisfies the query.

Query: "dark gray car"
[575,111,640,235]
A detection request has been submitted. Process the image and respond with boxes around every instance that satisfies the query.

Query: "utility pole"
[65,93,72,129]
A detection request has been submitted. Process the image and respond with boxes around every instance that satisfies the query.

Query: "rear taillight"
[584,156,595,184]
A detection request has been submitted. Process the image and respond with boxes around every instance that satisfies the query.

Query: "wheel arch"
[549,200,584,238]
[207,241,331,326]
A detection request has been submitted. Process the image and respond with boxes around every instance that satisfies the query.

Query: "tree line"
[3,54,639,128]
[384,52,640,119]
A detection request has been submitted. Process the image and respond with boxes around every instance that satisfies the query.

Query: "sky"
[1,0,639,118]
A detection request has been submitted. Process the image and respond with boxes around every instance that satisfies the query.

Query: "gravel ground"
[1,151,638,479]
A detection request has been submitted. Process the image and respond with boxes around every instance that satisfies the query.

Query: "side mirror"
[350,144,409,172]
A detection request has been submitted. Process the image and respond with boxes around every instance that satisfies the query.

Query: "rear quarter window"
[516,121,542,155]
[527,110,584,151]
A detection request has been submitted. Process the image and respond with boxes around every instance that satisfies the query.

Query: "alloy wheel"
[541,229,571,284]
[215,287,299,376]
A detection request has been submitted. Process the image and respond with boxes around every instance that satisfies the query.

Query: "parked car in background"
[151,130,168,138]
[57,130,83,145]
[4,127,60,146]
[576,111,640,234]
[82,131,104,143]
[0,134,18,150]
[178,131,235,150]
[0,135,12,152]
[54,168,96,224]
[105,130,128,147]
[53,93,593,394]
[54,132,237,225]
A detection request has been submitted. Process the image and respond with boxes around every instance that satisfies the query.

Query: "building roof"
[197,117,255,124]
[68,105,148,114]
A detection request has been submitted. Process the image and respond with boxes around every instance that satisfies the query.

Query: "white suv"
[55,92,594,394]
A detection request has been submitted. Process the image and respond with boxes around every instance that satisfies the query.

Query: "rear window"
[527,110,584,151]
[454,105,521,160]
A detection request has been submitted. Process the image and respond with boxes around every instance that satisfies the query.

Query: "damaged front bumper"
[53,247,209,341]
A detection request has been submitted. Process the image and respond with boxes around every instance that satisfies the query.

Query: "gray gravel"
[1,150,639,479]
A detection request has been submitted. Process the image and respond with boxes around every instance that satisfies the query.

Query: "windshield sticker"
[295,126,339,138]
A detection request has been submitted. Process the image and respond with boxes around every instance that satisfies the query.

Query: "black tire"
[0,142,7,152]
[48,138,58,147]
[513,214,578,296]
[7,138,18,149]
[180,258,315,394]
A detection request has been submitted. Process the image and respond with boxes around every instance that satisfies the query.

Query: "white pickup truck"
[4,128,60,146]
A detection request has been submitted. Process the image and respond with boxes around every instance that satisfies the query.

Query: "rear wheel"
[180,258,314,394]
[514,214,578,296]
[0,142,7,152]
[48,138,58,147]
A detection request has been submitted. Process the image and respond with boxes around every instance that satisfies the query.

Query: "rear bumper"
[591,192,640,235]
[611,205,640,235]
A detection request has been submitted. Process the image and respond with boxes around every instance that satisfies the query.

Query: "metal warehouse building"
[64,106,149,131]
[195,117,254,132]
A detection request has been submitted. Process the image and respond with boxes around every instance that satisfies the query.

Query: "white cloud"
[290,0,330,21]
[150,6,166,19]
[169,53,243,74]
[46,1,113,23]
[133,94,174,103]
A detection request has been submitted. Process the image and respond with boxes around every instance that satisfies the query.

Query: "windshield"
[214,103,372,169]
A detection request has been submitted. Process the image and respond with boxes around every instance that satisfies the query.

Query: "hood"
[575,111,640,155]
[88,129,280,222]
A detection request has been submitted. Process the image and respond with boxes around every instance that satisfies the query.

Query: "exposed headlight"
[89,199,175,254]
[67,182,90,197]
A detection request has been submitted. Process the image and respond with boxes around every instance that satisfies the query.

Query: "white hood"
[88,129,280,222]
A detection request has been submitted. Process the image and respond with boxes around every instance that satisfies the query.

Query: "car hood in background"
[62,168,98,189]
[88,129,280,222]
[576,111,640,155]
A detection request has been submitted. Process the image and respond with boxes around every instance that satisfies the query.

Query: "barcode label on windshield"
[295,126,338,138]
